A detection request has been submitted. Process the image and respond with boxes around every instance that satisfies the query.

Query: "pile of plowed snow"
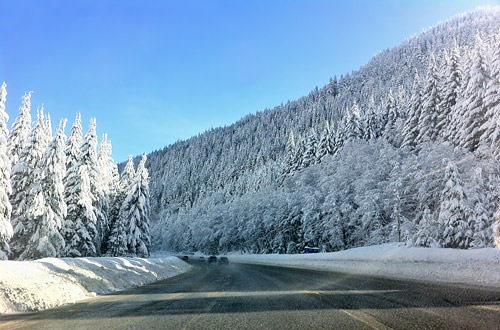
[229,243,500,287]
[0,256,191,313]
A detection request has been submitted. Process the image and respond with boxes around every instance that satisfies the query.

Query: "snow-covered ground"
[229,243,500,287]
[0,256,191,314]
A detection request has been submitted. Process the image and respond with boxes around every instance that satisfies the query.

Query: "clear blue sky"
[0,0,498,162]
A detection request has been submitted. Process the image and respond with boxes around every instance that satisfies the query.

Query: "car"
[208,255,217,263]
[179,255,189,261]
[218,256,229,264]
[303,246,320,254]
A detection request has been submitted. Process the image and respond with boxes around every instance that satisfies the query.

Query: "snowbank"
[229,243,500,287]
[0,256,191,314]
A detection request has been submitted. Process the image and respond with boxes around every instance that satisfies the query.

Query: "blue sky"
[0,0,498,162]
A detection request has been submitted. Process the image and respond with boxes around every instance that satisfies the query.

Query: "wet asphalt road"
[2,260,500,329]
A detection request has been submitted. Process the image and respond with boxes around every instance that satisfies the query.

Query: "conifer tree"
[437,161,473,249]
[316,122,332,162]
[415,53,440,144]
[62,114,85,256]
[456,36,489,151]
[8,91,32,166]
[345,102,363,141]
[438,41,461,140]
[402,70,422,149]
[0,82,12,259]
[18,119,67,260]
[10,110,50,259]
[121,154,151,257]
[81,118,106,254]
[470,168,493,247]
[300,128,318,169]
[280,130,296,181]
[480,35,500,150]
[108,155,135,256]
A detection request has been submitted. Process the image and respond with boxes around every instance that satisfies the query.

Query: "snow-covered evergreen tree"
[62,114,97,257]
[480,35,500,152]
[415,53,440,144]
[470,168,493,247]
[437,41,461,140]
[0,82,12,259]
[10,109,50,259]
[18,119,67,260]
[437,161,473,249]
[300,128,317,169]
[81,118,106,254]
[402,71,422,149]
[121,154,151,257]
[8,91,32,166]
[456,36,489,151]
[316,122,332,162]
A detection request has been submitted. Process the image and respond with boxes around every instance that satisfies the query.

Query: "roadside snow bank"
[0,256,191,314]
[229,243,500,287]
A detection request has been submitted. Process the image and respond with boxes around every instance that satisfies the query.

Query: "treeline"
[0,85,151,260]
[158,140,500,254]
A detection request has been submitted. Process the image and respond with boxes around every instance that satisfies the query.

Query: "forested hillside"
[148,8,500,253]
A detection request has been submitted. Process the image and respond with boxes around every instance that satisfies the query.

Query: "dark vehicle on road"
[303,246,320,254]
[208,255,217,263]
[218,256,229,264]
[179,256,188,261]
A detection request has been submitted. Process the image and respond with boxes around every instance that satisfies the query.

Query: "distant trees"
[0,84,151,260]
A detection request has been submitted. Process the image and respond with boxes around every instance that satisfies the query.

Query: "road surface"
[1,260,500,329]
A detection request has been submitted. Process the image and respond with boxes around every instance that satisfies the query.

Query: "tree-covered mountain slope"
[145,8,500,253]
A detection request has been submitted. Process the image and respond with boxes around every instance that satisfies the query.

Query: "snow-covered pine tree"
[315,122,332,163]
[413,207,438,247]
[300,128,318,169]
[438,41,461,140]
[415,53,440,144]
[97,134,115,253]
[8,91,32,166]
[0,82,12,259]
[62,113,84,256]
[479,35,500,152]
[10,109,50,259]
[81,118,106,254]
[470,168,493,247]
[345,102,363,141]
[107,155,135,255]
[437,161,473,249]
[383,89,398,135]
[456,35,489,151]
[122,154,151,257]
[18,119,67,260]
[280,130,296,181]
[363,96,379,141]
[401,70,422,149]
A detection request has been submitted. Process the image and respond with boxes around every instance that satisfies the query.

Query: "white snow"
[229,243,500,287]
[0,256,191,314]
